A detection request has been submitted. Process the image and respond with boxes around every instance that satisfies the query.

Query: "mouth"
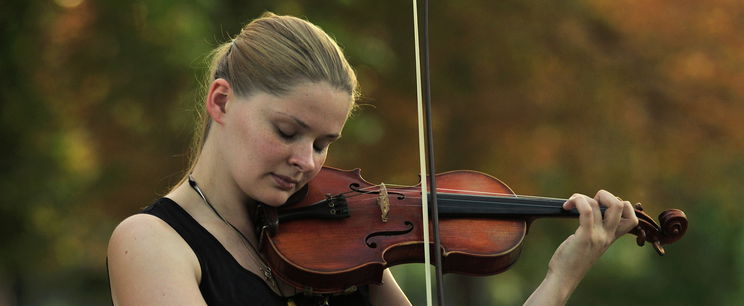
[271,173,299,191]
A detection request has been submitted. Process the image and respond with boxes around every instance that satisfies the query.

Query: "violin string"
[333,183,569,202]
[362,197,565,210]
[303,183,576,212]
[313,193,563,208]
[316,192,568,210]
[347,183,569,201]
[401,194,566,204]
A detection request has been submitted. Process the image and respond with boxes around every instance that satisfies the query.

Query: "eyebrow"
[277,112,342,140]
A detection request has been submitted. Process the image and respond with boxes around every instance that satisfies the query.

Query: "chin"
[258,192,292,207]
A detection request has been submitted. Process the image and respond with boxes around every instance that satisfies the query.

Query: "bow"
[412,0,446,305]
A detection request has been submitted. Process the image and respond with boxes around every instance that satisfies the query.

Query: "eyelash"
[276,128,294,140]
[275,127,327,153]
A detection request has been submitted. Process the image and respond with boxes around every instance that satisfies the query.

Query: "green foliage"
[2,0,742,304]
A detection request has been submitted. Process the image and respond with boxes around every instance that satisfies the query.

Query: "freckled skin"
[217,81,352,207]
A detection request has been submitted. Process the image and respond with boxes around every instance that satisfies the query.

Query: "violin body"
[255,167,687,294]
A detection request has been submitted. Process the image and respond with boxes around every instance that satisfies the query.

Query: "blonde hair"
[179,12,358,186]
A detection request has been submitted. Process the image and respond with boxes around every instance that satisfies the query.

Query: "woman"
[107,12,639,306]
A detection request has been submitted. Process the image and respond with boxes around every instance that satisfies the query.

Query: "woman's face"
[219,81,352,207]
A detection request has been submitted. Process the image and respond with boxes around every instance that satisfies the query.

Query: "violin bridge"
[378,183,390,222]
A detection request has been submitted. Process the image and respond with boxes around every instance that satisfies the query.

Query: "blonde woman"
[107,13,638,306]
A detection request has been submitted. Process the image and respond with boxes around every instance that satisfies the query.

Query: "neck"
[176,138,257,235]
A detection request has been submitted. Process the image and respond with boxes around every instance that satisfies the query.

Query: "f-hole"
[365,221,415,248]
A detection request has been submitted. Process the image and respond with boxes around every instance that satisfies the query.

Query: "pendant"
[262,266,273,281]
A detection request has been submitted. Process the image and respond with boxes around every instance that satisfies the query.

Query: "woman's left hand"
[524,190,639,305]
[549,190,639,283]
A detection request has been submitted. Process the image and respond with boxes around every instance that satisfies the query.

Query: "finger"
[563,193,594,210]
[570,195,595,232]
[586,194,602,227]
[595,190,622,231]
[617,200,639,235]
[565,193,602,228]
[562,193,582,210]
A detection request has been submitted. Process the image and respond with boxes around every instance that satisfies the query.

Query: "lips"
[272,173,299,191]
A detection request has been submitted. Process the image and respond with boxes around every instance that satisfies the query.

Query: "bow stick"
[412,0,446,305]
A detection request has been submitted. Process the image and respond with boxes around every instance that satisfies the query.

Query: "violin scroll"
[630,205,688,256]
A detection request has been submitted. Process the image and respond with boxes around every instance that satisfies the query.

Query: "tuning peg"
[636,227,646,247]
[652,240,666,256]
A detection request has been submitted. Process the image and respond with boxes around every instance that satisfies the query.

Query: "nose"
[288,142,316,172]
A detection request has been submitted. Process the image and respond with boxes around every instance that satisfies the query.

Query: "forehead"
[242,82,352,129]
[275,82,351,113]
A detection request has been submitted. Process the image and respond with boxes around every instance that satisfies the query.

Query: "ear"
[206,78,232,125]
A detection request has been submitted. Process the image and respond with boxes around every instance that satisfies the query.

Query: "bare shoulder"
[108,213,206,306]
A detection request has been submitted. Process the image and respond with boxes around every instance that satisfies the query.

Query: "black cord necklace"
[187,175,283,295]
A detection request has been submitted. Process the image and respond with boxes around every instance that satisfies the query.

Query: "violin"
[255,166,688,294]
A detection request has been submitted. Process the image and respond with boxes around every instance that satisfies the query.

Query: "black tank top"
[140,198,370,306]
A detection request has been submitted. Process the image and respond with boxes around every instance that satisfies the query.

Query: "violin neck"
[435,193,582,219]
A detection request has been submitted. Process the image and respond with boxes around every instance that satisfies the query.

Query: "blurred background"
[2,0,742,305]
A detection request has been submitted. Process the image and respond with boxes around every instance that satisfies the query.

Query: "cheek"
[228,121,284,172]
[256,133,287,158]
[315,154,327,167]
[309,154,327,177]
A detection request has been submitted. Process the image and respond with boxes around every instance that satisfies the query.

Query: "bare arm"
[108,214,207,306]
[524,190,639,306]
[369,269,411,306]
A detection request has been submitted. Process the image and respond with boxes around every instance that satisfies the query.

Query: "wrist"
[524,270,582,306]
[545,268,582,297]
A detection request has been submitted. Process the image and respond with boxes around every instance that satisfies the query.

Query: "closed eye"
[314,135,340,153]
[275,127,295,140]
[313,143,329,153]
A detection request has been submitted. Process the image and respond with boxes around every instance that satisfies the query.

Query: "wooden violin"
[255,166,688,294]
